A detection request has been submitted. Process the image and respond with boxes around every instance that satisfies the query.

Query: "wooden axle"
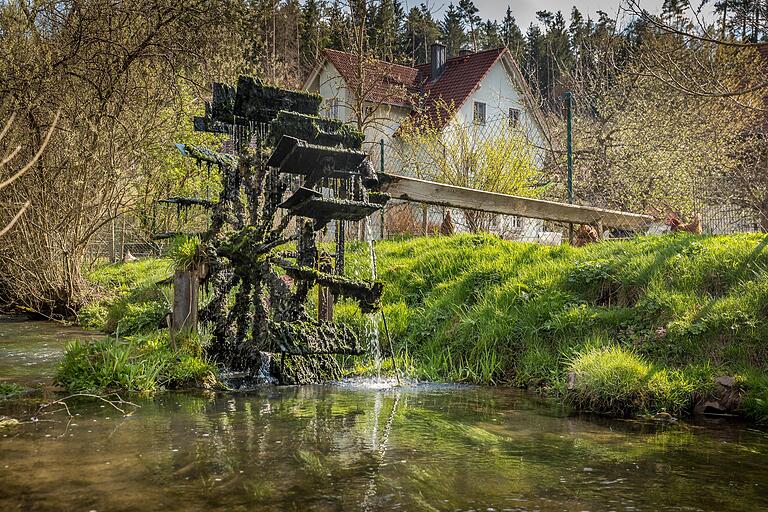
[377,174,653,231]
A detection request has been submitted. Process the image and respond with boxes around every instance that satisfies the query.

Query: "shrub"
[567,345,651,416]
[115,300,168,337]
[76,302,109,330]
[56,334,216,395]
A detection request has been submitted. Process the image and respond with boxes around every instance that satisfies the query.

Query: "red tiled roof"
[320,47,509,130]
[412,47,506,130]
[322,49,419,107]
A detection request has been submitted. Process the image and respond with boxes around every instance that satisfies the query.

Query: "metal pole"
[565,91,574,204]
[379,138,385,240]
[565,91,574,244]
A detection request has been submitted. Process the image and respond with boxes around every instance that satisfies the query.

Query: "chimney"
[430,42,446,80]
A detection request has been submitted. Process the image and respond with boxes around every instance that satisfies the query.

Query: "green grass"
[74,233,768,420]
[80,258,173,335]
[340,233,768,420]
[56,331,216,396]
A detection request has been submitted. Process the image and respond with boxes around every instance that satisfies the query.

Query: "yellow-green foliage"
[342,233,768,419]
[168,235,202,271]
[567,345,695,416]
[567,345,650,415]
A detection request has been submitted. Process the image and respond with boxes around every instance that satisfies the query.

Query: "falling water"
[363,216,383,382]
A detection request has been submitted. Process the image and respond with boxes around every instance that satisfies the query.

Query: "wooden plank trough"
[377,174,654,231]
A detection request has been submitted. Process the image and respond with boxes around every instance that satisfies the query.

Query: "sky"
[410,0,677,31]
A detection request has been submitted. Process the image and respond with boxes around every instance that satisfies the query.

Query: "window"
[473,101,486,125]
[327,98,340,120]
[510,215,523,230]
[509,108,520,128]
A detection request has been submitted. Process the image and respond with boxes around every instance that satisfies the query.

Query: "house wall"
[306,55,554,242]
[308,61,409,156]
[451,58,545,153]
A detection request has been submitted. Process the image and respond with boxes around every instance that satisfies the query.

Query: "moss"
[232,76,322,123]
[270,111,363,149]
[179,143,237,167]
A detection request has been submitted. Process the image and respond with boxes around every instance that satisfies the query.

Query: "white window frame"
[509,108,520,128]
[328,98,340,120]
[473,101,486,125]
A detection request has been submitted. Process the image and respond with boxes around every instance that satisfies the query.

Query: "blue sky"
[411,0,703,31]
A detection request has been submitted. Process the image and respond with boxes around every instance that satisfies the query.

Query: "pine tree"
[501,6,525,61]
[458,0,481,51]
[401,4,440,64]
[327,0,347,50]
[524,23,545,95]
[479,20,502,49]
[441,3,466,57]
[300,0,326,69]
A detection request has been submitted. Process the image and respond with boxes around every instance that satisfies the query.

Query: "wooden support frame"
[378,174,654,231]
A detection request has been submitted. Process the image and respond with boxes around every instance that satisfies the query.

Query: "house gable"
[303,47,550,147]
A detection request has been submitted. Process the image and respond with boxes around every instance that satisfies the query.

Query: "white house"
[303,43,555,242]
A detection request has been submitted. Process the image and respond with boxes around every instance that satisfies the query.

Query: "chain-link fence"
[93,102,765,261]
[358,109,768,245]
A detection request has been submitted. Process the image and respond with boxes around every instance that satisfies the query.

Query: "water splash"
[363,216,382,382]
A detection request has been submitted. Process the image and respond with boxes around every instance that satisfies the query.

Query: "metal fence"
[93,103,766,261]
[359,110,767,244]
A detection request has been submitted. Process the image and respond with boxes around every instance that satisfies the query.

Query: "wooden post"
[120,217,126,262]
[317,255,334,321]
[170,266,202,347]
[595,220,604,241]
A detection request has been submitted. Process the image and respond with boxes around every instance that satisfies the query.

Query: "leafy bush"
[116,301,168,336]
[76,302,109,329]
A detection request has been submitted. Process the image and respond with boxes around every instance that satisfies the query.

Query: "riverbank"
[58,233,768,422]
[340,233,768,421]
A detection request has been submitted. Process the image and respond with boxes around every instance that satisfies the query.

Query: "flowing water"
[362,216,383,382]
[2,316,768,511]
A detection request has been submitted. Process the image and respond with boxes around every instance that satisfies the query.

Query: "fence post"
[380,138,385,239]
[565,91,574,204]
[565,91,574,244]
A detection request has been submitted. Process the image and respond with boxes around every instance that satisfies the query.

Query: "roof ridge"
[445,47,505,62]
[322,48,418,73]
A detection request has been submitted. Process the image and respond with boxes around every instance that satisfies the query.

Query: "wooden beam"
[378,174,654,230]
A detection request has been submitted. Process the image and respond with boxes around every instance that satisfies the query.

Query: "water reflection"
[1,316,767,511]
[1,385,767,511]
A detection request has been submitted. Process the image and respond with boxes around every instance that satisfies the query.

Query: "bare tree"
[0,112,59,237]
[0,0,241,317]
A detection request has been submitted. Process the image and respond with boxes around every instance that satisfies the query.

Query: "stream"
[1,316,767,511]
